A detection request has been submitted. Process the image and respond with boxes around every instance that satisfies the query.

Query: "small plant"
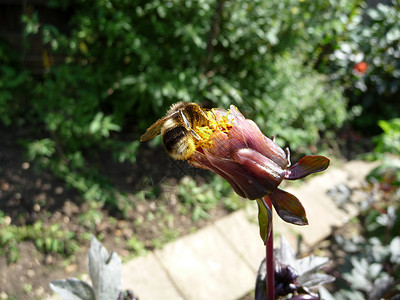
[320,120,400,299]
[372,118,400,161]
[320,207,400,299]
[126,236,147,256]
[50,236,138,300]
[0,213,80,263]
[366,117,400,199]
[178,176,219,221]
[255,236,334,300]
[177,174,242,221]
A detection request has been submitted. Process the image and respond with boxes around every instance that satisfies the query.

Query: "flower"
[188,105,330,227]
[353,61,368,75]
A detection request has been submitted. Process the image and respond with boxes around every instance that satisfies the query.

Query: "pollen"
[194,109,234,149]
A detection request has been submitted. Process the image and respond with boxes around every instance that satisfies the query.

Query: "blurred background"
[0,0,399,299]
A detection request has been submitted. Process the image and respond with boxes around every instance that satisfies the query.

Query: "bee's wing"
[140,120,164,141]
[140,111,180,141]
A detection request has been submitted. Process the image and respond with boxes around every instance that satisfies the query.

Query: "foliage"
[203,0,355,150]
[0,211,81,263]
[374,118,400,157]
[327,1,400,132]
[367,118,400,188]
[50,236,138,300]
[0,0,357,214]
[126,236,147,256]
[323,122,400,299]
[323,194,400,299]
[178,175,242,221]
[208,54,348,151]
[0,37,34,127]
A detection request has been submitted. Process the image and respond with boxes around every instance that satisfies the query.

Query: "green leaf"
[256,198,272,244]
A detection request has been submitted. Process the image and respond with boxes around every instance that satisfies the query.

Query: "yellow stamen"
[194,109,234,149]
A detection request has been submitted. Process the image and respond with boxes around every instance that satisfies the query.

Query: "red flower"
[353,61,368,74]
[188,106,330,228]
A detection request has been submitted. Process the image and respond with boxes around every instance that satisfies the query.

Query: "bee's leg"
[190,128,202,140]
[208,109,217,120]
[180,110,191,129]
[180,110,202,141]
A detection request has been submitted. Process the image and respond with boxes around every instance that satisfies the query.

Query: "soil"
[0,127,230,300]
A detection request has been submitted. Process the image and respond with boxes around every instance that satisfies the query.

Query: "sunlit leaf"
[256,198,272,244]
[285,156,330,180]
[88,236,122,300]
[269,189,308,225]
[50,278,95,300]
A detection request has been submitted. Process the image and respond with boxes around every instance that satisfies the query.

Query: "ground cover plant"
[50,236,138,300]
[324,118,400,299]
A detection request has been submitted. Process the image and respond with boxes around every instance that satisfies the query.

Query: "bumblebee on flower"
[141,102,329,234]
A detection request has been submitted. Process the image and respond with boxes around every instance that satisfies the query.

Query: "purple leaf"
[268,189,308,225]
[285,156,330,180]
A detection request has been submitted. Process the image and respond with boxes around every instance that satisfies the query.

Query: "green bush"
[0,0,356,210]
[367,118,400,188]
[212,54,348,151]
[0,38,34,127]
[327,1,400,132]
[374,118,400,157]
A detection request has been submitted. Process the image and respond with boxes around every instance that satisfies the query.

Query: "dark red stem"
[264,197,274,300]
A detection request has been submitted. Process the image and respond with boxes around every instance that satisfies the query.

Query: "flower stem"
[264,196,274,300]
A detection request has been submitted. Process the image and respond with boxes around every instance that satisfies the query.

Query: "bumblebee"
[140,102,211,160]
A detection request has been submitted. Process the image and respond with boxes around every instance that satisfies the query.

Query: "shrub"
[327,1,400,132]
[0,0,355,210]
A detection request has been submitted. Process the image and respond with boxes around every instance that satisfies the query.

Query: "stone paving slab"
[155,225,255,300]
[214,209,265,272]
[121,252,184,300]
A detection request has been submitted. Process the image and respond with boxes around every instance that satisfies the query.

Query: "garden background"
[0,0,399,299]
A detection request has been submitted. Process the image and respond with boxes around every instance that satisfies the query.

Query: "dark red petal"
[268,189,308,225]
[233,148,285,192]
[229,106,288,168]
[188,151,247,198]
[206,131,246,157]
[284,155,330,180]
[204,151,269,199]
